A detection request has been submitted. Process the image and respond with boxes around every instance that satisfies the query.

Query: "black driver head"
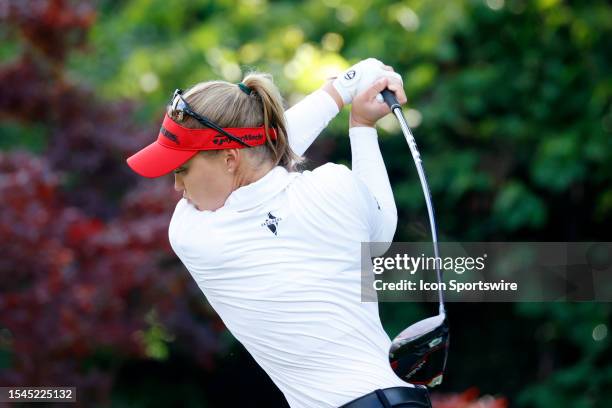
[389,313,449,387]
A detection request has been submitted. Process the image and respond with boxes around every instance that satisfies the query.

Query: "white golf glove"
[332,58,403,105]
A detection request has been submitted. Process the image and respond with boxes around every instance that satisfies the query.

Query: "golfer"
[127,59,432,408]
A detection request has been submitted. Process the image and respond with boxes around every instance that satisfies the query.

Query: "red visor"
[127,114,277,178]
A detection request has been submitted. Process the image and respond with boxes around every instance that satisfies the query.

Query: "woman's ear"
[224,149,240,173]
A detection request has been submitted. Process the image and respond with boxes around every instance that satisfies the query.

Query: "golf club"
[381,89,449,388]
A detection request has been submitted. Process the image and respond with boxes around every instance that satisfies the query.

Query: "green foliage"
[136,309,175,361]
[493,181,546,231]
[515,303,612,406]
[0,122,47,153]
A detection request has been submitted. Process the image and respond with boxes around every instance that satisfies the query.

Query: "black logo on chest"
[261,212,282,235]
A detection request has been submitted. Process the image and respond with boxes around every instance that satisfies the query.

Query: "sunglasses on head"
[169,89,250,148]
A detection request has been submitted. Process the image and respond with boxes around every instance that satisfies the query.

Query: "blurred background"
[0,0,610,406]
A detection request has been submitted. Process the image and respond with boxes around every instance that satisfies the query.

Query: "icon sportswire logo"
[261,212,282,235]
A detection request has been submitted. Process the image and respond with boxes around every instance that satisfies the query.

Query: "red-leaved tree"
[0,0,224,404]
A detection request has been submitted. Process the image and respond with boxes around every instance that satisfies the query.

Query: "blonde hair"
[169,72,302,171]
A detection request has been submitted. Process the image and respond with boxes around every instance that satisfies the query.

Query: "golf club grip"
[381,89,401,111]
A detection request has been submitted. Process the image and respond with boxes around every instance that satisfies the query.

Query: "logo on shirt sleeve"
[261,212,282,236]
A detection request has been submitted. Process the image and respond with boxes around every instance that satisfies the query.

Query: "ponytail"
[174,72,303,172]
[241,72,302,171]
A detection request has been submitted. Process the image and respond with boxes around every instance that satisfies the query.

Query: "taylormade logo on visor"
[212,133,264,145]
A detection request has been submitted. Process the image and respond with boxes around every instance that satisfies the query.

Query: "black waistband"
[340,386,432,408]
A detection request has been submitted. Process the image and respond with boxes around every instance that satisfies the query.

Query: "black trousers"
[339,386,432,408]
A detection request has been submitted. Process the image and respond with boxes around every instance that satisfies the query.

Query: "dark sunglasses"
[169,89,250,147]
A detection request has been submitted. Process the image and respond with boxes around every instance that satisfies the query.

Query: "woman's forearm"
[349,127,398,241]
[284,81,342,156]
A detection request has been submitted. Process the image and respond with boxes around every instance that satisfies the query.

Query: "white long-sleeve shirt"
[168,90,407,408]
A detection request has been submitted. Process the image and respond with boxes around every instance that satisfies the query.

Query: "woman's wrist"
[321,79,344,111]
[349,112,376,128]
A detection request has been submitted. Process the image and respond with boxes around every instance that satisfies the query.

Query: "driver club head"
[389,313,449,387]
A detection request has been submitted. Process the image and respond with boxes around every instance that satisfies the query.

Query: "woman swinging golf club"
[127,58,432,408]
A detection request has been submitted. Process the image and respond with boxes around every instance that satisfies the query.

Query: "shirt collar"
[222,166,297,211]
